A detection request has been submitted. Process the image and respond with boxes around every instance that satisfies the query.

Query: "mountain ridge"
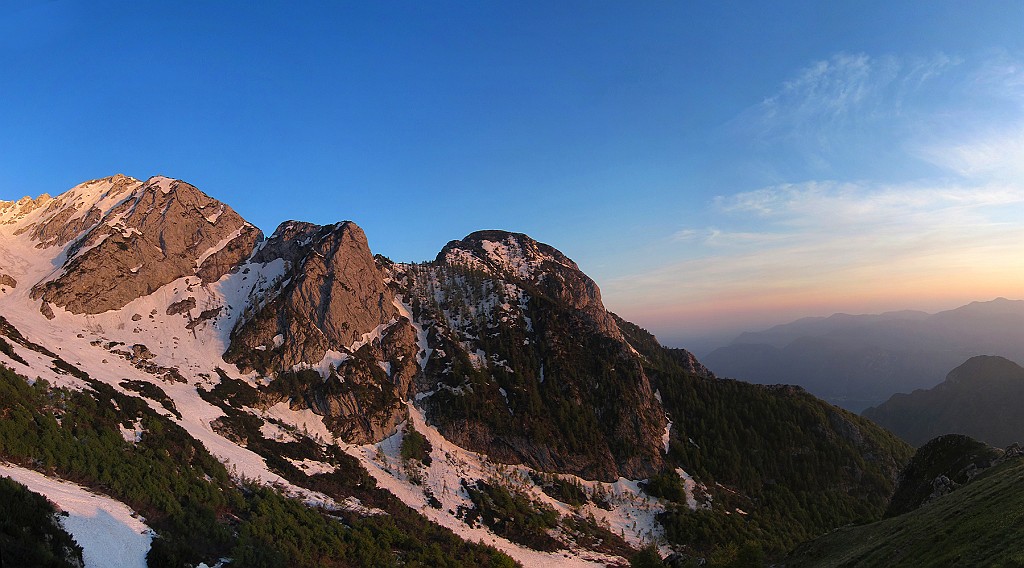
[704,298,1024,411]
[863,355,1024,447]
[0,175,914,566]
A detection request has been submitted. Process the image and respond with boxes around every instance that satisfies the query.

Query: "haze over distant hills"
[863,356,1024,447]
[702,298,1024,411]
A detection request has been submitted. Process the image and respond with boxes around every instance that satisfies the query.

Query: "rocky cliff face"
[223,221,410,443]
[225,220,397,375]
[27,175,261,314]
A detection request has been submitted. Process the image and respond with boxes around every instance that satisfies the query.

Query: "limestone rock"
[13,175,137,246]
[0,193,53,226]
[226,221,396,375]
[29,176,261,314]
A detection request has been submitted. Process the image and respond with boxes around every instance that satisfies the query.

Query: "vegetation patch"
[0,363,518,567]
[616,316,915,561]
[400,426,432,465]
[529,472,588,507]
[562,514,634,558]
[0,336,28,366]
[120,380,181,419]
[461,479,561,551]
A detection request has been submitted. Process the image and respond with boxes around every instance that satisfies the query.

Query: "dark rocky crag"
[438,230,622,339]
[402,231,670,480]
[885,433,1007,517]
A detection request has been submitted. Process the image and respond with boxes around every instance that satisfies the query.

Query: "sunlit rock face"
[28,175,261,314]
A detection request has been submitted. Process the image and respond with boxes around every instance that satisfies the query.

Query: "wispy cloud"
[918,126,1024,179]
[912,53,1024,179]
[737,53,958,149]
[608,179,1024,336]
[611,51,1024,341]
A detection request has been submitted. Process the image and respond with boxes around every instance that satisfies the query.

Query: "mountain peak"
[437,229,576,280]
[25,174,262,314]
[945,355,1024,385]
[438,229,621,339]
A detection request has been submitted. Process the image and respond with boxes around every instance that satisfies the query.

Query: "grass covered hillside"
[784,453,1024,567]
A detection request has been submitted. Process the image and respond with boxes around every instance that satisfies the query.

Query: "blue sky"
[2,2,1023,346]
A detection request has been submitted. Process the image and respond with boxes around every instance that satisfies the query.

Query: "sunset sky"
[2,2,1022,348]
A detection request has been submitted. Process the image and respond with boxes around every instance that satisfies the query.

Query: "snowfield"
[0,462,152,568]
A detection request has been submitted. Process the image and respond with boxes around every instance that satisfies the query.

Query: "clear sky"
[2,1,1023,347]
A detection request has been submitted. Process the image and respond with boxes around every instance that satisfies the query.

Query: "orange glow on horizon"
[614,267,1024,339]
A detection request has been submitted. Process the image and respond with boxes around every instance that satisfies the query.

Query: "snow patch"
[204,205,225,224]
[263,401,335,444]
[292,350,349,379]
[120,419,145,444]
[286,458,338,476]
[346,403,669,567]
[675,468,701,510]
[393,296,432,370]
[0,463,153,568]
[662,419,671,454]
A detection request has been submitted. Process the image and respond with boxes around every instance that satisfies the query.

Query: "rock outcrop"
[226,221,397,375]
[28,176,261,314]
[438,230,622,340]
[886,434,1005,517]
[0,193,54,226]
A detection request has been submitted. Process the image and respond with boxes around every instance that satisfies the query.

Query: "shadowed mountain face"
[703,299,1024,411]
[863,356,1024,447]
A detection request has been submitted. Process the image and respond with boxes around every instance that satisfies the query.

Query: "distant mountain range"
[863,356,1024,447]
[703,299,1024,411]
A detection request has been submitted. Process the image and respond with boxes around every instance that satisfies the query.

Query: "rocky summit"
[0,175,914,567]
[25,175,261,315]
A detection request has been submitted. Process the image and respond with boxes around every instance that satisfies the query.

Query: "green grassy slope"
[784,455,1024,568]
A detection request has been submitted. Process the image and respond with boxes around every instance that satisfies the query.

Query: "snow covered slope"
[0,463,152,568]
